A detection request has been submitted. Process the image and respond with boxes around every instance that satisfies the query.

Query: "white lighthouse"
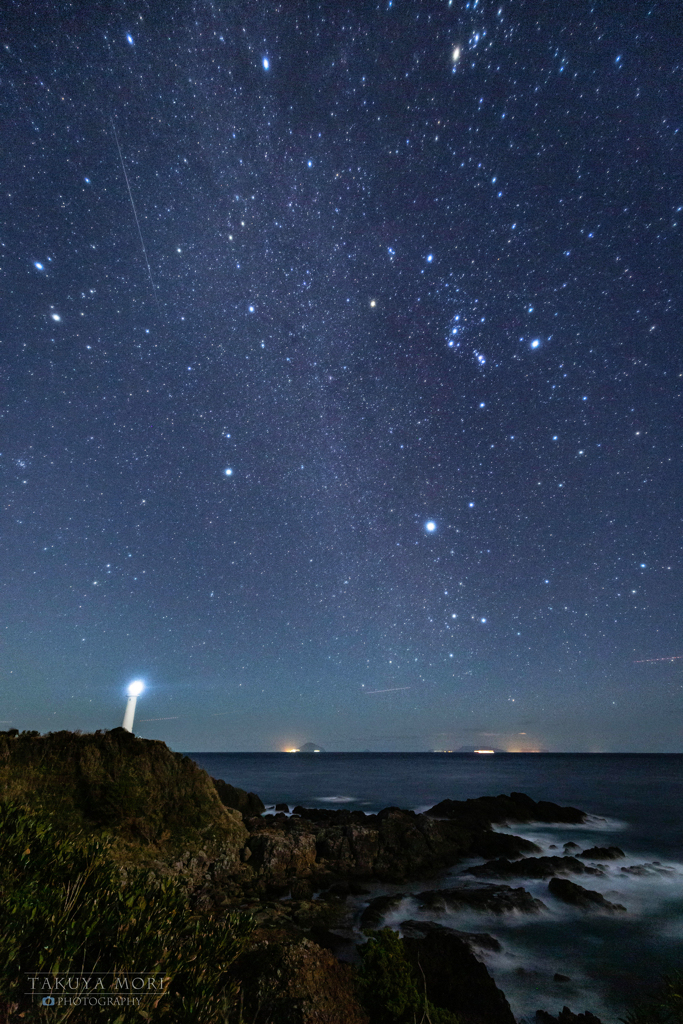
[122,680,144,733]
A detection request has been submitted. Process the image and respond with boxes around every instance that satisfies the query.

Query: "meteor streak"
[634,655,683,663]
[111,117,161,312]
[364,686,411,694]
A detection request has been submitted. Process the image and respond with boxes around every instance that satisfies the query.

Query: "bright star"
[263,57,270,70]
[224,468,233,476]
[530,339,541,349]
[452,46,461,62]
[34,262,44,271]
[51,313,61,321]
[425,521,437,532]
[126,33,134,45]
[426,253,433,263]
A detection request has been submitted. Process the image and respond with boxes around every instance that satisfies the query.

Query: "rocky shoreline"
[0,727,664,1023]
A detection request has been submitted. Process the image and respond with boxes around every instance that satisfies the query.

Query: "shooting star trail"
[138,716,180,722]
[111,117,161,313]
[634,655,683,663]
[363,687,411,694]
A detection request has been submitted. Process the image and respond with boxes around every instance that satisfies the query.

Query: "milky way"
[1,2,681,750]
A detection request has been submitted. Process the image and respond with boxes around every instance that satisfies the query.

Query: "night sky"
[2,1,682,752]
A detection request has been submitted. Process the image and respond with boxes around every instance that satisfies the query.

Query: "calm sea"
[186,752,683,1023]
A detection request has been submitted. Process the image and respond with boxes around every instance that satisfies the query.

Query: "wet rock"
[554,973,571,982]
[415,882,547,914]
[620,862,676,876]
[360,894,405,929]
[275,802,290,812]
[548,877,626,912]
[321,880,370,898]
[469,830,541,859]
[241,801,582,889]
[536,1008,603,1023]
[578,846,624,860]
[426,791,586,826]
[452,930,502,952]
[563,842,581,854]
[466,855,603,880]
[400,919,517,1024]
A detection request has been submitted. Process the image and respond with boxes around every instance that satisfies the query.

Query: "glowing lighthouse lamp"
[122,680,144,733]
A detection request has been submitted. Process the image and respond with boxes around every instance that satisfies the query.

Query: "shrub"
[622,974,683,1024]
[355,928,462,1024]
[0,804,253,1022]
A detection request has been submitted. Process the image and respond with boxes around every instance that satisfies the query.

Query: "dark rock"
[578,846,624,860]
[536,1009,603,1024]
[289,897,347,932]
[290,878,314,900]
[360,894,405,929]
[322,880,370,898]
[275,801,290,812]
[427,791,586,826]
[235,796,590,890]
[237,937,369,1024]
[415,882,547,915]
[563,842,581,854]
[246,828,318,887]
[212,776,266,817]
[453,930,502,952]
[620,862,676,876]
[400,920,516,1024]
[469,830,541,859]
[548,877,626,912]
[466,856,603,880]
[554,974,571,982]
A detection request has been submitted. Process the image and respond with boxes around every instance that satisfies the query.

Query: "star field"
[1,1,682,751]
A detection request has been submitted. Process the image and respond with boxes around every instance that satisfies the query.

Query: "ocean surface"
[186,752,683,1023]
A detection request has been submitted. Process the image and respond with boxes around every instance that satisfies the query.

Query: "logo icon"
[42,996,55,1006]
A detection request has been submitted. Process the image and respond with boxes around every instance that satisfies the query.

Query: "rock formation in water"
[548,877,627,912]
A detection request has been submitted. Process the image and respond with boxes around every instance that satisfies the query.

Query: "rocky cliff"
[0,727,247,862]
